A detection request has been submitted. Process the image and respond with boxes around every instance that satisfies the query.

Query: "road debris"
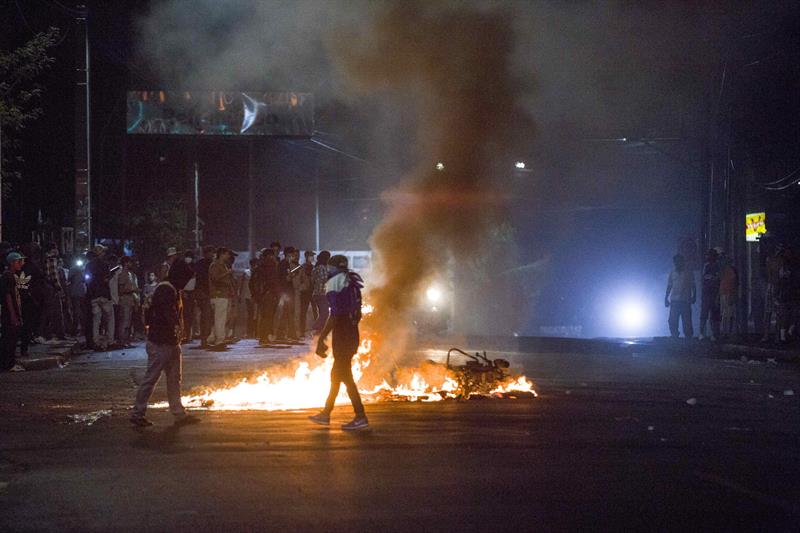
[68,409,112,426]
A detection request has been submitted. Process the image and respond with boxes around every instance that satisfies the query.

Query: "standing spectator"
[309,254,368,430]
[207,247,236,349]
[1,252,26,372]
[180,250,197,343]
[243,258,257,338]
[275,246,299,341]
[665,253,695,339]
[252,248,280,345]
[192,246,215,348]
[719,254,739,338]
[18,243,48,354]
[270,241,282,261]
[130,281,195,427]
[761,245,781,342]
[698,248,721,341]
[41,242,66,341]
[86,245,114,351]
[775,245,796,344]
[294,250,315,338]
[111,256,139,347]
[158,247,179,281]
[67,255,86,337]
[311,251,331,334]
[142,272,158,325]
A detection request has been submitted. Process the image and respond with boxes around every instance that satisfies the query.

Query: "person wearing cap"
[206,247,236,349]
[699,248,721,341]
[1,252,27,371]
[309,254,369,431]
[158,246,178,282]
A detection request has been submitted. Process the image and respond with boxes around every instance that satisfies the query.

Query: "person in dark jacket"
[130,282,195,427]
[309,255,368,431]
[192,245,215,348]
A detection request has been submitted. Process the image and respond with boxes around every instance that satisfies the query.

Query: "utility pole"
[73,4,91,251]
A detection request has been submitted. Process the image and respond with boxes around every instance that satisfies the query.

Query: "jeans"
[132,341,185,418]
[668,301,693,339]
[116,303,134,344]
[207,297,229,345]
[323,354,365,417]
[69,296,84,336]
[274,291,296,339]
[311,295,329,333]
[91,297,115,348]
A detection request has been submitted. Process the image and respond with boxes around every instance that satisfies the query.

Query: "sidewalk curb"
[18,341,81,372]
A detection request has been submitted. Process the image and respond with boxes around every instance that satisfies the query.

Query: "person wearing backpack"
[309,254,368,431]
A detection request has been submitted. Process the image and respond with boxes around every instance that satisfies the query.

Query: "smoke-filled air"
[329,1,531,378]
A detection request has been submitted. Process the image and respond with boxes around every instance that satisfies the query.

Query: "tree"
[130,193,188,268]
[0,27,60,197]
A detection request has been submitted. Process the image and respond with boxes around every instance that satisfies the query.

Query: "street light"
[435,162,445,171]
[515,161,526,169]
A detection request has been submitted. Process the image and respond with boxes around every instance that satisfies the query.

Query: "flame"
[155,335,537,412]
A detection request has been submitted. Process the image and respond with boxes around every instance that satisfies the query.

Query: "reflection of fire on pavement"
[159,339,536,412]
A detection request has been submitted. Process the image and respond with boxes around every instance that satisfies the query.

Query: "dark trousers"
[69,296,84,336]
[20,300,41,355]
[39,290,65,339]
[82,297,94,348]
[297,290,314,334]
[1,322,20,370]
[668,301,693,338]
[245,299,256,337]
[182,291,195,340]
[196,295,212,344]
[257,292,278,342]
[323,355,365,416]
[699,295,720,337]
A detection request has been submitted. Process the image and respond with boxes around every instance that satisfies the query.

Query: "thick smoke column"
[333,1,531,374]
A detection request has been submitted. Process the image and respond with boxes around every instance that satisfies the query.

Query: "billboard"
[126,91,314,136]
[745,212,766,242]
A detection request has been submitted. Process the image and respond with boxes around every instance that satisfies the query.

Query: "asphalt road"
[1,339,799,532]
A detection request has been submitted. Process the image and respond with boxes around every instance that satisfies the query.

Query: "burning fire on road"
[166,337,536,412]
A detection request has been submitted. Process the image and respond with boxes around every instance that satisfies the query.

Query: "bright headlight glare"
[426,285,443,304]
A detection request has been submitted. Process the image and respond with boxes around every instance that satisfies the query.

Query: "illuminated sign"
[745,212,766,242]
[126,91,314,136]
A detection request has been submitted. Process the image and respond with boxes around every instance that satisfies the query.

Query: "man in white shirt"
[665,254,696,339]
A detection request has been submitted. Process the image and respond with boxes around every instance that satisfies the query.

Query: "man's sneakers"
[308,412,330,426]
[130,416,154,427]
[341,416,369,431]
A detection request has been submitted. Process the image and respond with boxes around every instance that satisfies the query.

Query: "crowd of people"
[0,240,343,371]
[665,244,800,343]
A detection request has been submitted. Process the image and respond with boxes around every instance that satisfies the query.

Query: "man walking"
[130,281,195,427]
[1,252,26,372]
[309,255,368,431]
[665,253,695,339]
[207,247,236,349]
